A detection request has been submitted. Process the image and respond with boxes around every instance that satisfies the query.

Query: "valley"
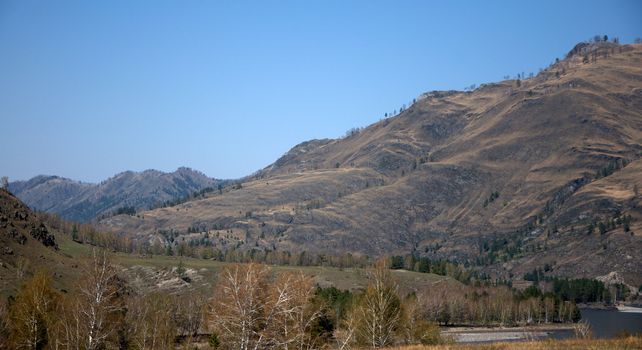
[2,38,641,349]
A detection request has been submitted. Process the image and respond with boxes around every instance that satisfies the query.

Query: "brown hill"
[0,189,81,296]
[99,42,642,285]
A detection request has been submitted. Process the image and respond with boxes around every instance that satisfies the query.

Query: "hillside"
[1,187,457,302]
[0,189,84,296]
[9,167,227,222]
[99,42,642,286]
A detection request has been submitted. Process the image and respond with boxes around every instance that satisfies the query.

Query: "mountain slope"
[9,167,226,222]
[100,42,642,285]
[0,189,83,296]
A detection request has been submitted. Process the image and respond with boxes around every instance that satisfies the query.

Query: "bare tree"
[209,263,270,350]
[209,264,322,350]
[354,260,402,348]
[82,250,124,349]
[126,292,176,350]
[335,309,358,350]
[174,290,206,345]
[8,271,58,349]
[265,271,321,350]
[573,319,592,339]
[57,249,124,349]
[399,293,442,345]
[0,176,8,190]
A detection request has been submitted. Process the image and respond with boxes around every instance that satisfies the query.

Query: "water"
[580,308,642,338]
[548,308,642,340]
[450,308,642,343]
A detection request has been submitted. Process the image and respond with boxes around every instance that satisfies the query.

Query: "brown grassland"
[376,335,642,350]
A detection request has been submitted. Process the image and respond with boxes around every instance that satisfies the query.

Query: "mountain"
[9,167,227,222]
[100,41,642,285]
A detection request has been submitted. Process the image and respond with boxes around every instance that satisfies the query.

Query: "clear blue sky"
[1,0,640,182]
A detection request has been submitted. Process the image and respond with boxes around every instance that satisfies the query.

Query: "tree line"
[0,253,586,350]
[34,212,622,306]
[36,212,478,287]
[0,256,440,349]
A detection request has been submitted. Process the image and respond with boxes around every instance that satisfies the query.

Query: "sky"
[1,0,641,183]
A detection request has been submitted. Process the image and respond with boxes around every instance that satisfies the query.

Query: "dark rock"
[8,228,27,244]
[14,210,28,221]
[30,223,58,249]
[3,247,13,255]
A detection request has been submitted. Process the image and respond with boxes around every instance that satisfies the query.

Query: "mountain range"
[8,167,226,222]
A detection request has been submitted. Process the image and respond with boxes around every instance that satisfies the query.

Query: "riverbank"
[441,324,575,343]
[378,335,642,349]
[617,305,642,313]
[576,303,642,312]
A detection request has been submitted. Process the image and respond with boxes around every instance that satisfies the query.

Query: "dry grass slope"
[380,336,642,350]
[99,43,642,286]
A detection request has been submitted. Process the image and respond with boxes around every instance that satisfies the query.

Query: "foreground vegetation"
[378,335,642,350]
[0,246,591,350]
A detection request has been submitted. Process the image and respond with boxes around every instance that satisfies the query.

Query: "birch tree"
[81,250,124,349]
[8,271,58,349]
[209,263,270,350]
[56,249,124,350]
[354,261,402,348]
[126,292,176,350]
[265,271,321,350]
[208,264,322,350]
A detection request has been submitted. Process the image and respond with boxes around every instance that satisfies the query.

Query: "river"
[546,308,642,340]
[447,308,642,343]
[579,308,642,338]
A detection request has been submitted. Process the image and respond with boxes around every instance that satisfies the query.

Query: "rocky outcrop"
[29,223,57,249]
[1,189,57,249]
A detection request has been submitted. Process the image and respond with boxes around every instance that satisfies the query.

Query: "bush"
[413,320,443,345]
[209,333,221,349]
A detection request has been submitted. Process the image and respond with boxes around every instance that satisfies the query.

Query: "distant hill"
[9,167,227,222]
[96,42,641,287]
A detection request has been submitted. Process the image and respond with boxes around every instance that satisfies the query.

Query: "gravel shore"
[441,325,575,343]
